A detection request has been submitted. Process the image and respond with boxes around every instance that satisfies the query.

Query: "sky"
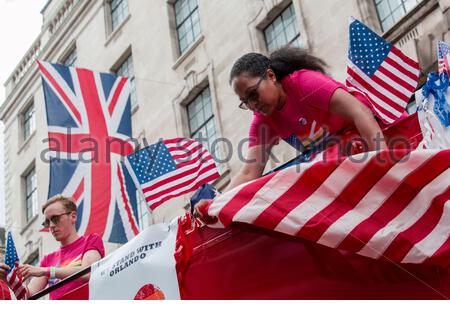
[0,0,48,227]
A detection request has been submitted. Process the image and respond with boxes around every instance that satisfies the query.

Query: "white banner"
[89,221,180,300]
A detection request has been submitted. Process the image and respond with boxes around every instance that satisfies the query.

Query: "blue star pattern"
[5,232,19,273]
[127,140,177,185]
[438,41,450,60]
[348,19,392,77]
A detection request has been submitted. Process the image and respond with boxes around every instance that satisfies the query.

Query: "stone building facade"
[0,0,446,265]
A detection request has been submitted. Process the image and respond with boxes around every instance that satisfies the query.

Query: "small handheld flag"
[346,18,420,124]
[4,232,27,299]
[125,138,219,210]
[438,40,450,75]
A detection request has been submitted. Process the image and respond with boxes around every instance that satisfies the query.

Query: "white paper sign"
[89,221,180,300]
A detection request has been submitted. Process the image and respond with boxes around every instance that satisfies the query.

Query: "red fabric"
[59,283,89,300]
[181,225,450,299]
[0,280,11,300]
[174,215,194,299]
[40,234,105,300]
[200,114,450,266]
[58,222,449,299]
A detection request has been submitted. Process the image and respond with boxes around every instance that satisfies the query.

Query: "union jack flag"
[438,40,450,75]
[346,18,420,124]
[38,61,139,243]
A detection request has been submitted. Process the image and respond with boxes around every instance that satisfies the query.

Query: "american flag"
[200,149,450,267]
[4,232,27,300]
[346,18,420,124]
[38,61,139,243]
[125,138,220,210]
[438,40,450,75]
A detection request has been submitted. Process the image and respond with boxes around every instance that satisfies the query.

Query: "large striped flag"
[346,18,420,124]
[125,138,219,210]
[4,232,27,300]
[199,149,450,267]
[38,61,139,244]
[438,40,450,75]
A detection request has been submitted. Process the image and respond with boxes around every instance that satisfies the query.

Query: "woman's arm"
[194,143,273,218]
[329,88,387,150]
[225,143,273,191]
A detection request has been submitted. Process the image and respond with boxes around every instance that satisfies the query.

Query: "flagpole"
[28,265,92,300]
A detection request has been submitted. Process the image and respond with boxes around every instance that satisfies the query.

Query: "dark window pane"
[25,168,37,222]
[375,0,422,31]
[264,3,301,52]
[111,0,129,30]
[187,87,216,152]
[115,55,137,106]
[62,48,77,67]
[23,105,35,140]
[174,0,201,54]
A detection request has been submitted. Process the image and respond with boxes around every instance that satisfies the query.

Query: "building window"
[264,3,301,52]
[174,0,201,54]
[115,55,136,106]
[375,0,423,32]
[187,87,217,154]
[23,104,36,141]
[62,47,77,67]
[25,251,39,266]
[110,0,129,31]
[24,167,37,222]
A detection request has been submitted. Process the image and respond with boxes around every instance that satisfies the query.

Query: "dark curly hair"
[229,46,327,84]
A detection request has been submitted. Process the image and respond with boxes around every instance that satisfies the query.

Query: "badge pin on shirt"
[298,117,307,125]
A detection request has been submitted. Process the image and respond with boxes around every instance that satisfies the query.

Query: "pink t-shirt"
[40,234,105,300]
[248,69,405,150]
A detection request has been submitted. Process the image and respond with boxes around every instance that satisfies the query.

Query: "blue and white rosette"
[416,72,450,149]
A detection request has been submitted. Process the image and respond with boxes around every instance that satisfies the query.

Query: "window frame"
[61,46,77,67]
[24,166,38,223]
[25,250,40,267]
[22,103,36,142]
[186,86,217,153]
[263,2,301,52]
[374,0,423,32]
[173,0,202,55]
[113,53,137,107]
[110,0,129,31]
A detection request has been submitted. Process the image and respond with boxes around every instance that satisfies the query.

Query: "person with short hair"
[0,195,105,299]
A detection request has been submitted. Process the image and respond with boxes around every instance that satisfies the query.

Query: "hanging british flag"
[38,61,140,243]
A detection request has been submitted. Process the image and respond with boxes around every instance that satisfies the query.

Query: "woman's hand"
[193,199,218,224]
[330,88,388,151]
[0,263,11,282]
[16,264,47,281]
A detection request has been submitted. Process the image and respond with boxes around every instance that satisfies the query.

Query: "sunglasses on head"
[42,211,72,228]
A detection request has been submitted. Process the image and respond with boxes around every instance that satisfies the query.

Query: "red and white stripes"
[6,262,27,300]
[202,149,450,266]
[142,138,219,210]
[347,46,420,124]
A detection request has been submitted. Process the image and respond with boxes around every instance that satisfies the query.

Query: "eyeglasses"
[41,211,73,228]
[238,77,265,110]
